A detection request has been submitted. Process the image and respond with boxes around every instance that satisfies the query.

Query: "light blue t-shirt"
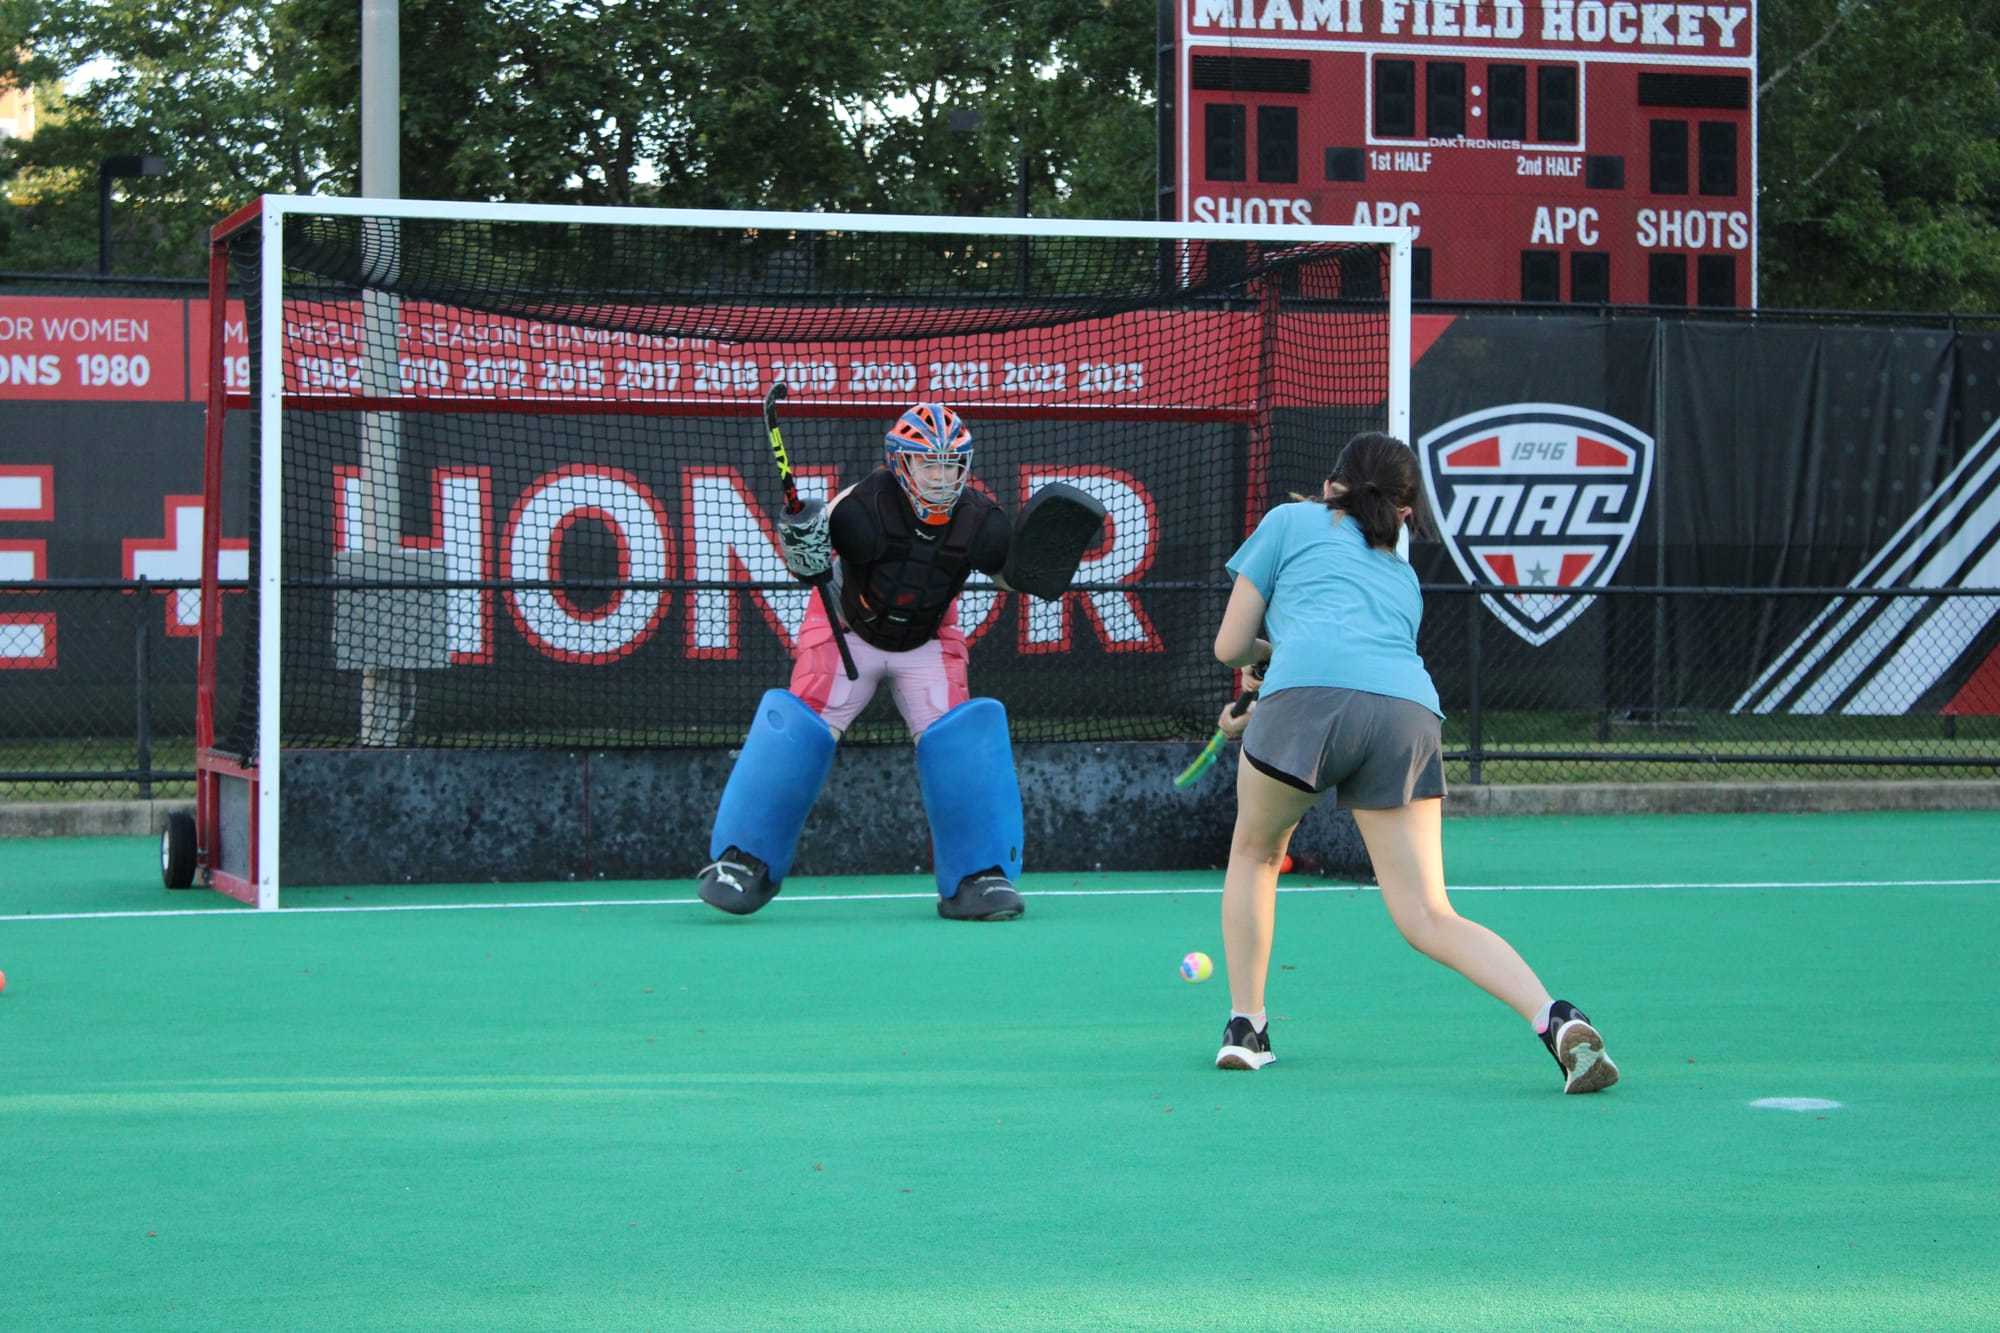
[1225,501,1443,717]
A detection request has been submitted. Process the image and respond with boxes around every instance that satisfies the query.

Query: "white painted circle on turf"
[1748,1097,1844,1112]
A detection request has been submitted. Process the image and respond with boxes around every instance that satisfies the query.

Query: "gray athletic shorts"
[1241,686,1447,809]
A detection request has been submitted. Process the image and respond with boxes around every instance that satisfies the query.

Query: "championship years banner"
[10,291,2000,727]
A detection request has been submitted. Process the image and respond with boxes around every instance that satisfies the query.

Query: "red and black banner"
[7,295,2000,723]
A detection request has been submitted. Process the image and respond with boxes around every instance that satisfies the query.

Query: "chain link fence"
[1427,585,2000,782]
[3,581,206,801]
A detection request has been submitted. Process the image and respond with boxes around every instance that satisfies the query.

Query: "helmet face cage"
[885,403,973,523]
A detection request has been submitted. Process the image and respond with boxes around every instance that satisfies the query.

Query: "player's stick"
[763,381,858,680]
[1173,687,1259,788]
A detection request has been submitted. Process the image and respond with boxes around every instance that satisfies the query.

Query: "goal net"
[197,199,1411,904]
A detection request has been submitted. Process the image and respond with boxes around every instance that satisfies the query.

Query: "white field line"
[4,877,1998,924]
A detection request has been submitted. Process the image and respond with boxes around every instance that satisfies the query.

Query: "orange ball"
[1280,855,1294,874]
[0,968,8,995]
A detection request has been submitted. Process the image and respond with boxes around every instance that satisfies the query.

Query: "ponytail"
[1309,432,1431,551]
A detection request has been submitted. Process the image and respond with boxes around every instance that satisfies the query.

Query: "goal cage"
[192,198,1412,906]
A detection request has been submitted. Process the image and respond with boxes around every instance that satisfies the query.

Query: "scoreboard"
[1166,0,1757,306]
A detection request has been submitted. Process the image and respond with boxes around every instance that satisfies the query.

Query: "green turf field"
[3,812,1997,1330]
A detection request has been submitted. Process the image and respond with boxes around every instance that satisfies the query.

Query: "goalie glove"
[778,498,833,584]
[1001,482,1107,601]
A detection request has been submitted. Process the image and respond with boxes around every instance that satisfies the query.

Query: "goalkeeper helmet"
[885,403,973,525]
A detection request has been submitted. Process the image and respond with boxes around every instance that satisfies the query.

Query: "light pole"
[947,107,1029,219]
[948,107,1032,292]
[97,154,168,276]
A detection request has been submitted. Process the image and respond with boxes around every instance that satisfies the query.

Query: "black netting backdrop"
[214,214,1392,756]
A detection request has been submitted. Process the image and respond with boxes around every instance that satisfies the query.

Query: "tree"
[0,1,349,275]
[1757,0,2000,311]
[1,0,1156,279]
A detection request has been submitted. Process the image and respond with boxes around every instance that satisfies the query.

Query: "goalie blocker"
[1002,483,1107,600]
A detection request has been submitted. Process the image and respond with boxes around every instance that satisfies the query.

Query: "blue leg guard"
[915,698,1024,898]
[709,689,838,885]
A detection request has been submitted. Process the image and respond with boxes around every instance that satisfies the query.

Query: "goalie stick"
[1172,687,1259,789]
[763,381,857,681]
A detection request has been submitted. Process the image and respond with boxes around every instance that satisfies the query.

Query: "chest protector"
[839,473,990,652]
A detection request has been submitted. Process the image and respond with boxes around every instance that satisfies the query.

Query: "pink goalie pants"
[789,596,970,738]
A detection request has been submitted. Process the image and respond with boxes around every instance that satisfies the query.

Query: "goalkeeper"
[696,403,1104,923]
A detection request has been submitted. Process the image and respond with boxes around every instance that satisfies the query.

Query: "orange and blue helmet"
[885,403,973,525]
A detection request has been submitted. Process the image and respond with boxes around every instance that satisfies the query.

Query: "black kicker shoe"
[1215,1015,1275,1071]
[937,870,1024,921]
[696,847,778,916]
[1539,1000,1619,1094]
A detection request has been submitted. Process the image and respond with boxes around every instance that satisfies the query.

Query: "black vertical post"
[1156,0,1176,222]
[1651,588,1668,723]
[98,166,115,276]
[135,579,154,799]
[1651,319,1669,722]
[97,155,169,276]
[1154,0,1178,291]
[1465,591,1484,785]
[1014,27,1030,293]
[1015,153,1031,294]
[1597,591,1612,741]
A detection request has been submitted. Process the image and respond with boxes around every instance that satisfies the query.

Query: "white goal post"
[190,197,1413,907]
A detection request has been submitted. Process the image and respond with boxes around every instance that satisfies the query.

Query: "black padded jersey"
[830,467,1010,652]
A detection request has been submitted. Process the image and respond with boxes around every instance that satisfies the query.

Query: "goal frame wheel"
[162,810,198,889]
